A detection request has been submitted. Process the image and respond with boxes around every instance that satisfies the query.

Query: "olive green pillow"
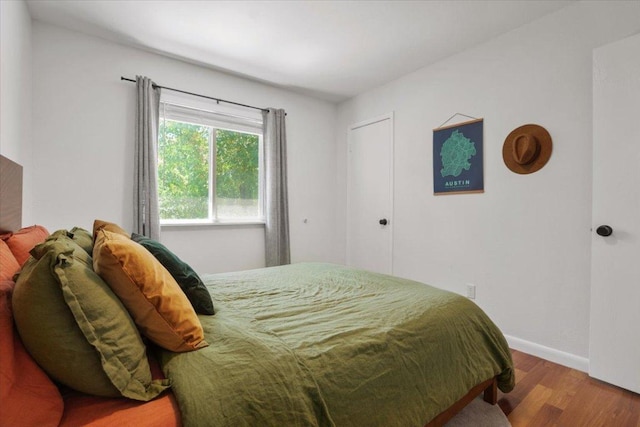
[47,228,93,256]
[13,237,169,401]
[69,226,93,255]
[131,233,214,315]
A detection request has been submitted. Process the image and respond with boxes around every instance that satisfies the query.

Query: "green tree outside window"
[158,119,260,221]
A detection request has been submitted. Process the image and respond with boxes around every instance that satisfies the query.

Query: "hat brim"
[503,124,552,174]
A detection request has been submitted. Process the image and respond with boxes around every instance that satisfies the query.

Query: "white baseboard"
[504,334,589,373]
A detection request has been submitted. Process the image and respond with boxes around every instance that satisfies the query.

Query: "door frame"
[346,112,394,274]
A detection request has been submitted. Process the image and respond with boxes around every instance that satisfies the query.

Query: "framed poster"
[433,118,484,195]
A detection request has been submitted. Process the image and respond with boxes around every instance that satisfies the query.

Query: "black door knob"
[596,225,613,237]
[379,218,388,226]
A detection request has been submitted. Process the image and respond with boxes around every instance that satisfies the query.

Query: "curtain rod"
[121,77,269,113]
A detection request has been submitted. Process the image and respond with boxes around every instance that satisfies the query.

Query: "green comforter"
[160,263,514,427]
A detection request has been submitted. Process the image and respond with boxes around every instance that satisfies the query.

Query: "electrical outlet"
[466,283,476,300]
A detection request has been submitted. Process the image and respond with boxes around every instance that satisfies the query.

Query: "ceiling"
[26,0,574,103]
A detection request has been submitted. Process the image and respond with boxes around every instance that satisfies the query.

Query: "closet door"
[347,113,394,274]
[589,32,640,394]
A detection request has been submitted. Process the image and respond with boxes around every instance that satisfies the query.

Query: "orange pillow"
[0,240,20,281]
[92,219,129,239]
[93,230,208,352]
[2,225,49,266]
[0,280,63,426]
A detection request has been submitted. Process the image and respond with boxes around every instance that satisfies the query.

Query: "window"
[158,98,263,225]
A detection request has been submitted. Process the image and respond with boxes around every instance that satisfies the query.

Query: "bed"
[0,154,514,426]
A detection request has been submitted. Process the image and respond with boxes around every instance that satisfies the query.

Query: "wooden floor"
[499,349,640,426]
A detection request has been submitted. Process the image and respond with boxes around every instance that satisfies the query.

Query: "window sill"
[160,220,265,229]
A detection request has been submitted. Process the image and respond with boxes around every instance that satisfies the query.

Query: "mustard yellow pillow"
[93,230,208,352]
[92,219,129,239]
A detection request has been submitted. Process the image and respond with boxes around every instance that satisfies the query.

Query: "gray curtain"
[262,108,290,266]
[133,76,161,239]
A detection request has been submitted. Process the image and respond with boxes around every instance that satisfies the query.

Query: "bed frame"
[0,154,499,426]
[425,377,497,426]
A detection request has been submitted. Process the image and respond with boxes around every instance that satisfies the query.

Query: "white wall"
[0,0,34,225]
[337,1,640,368]
[31,22,341,273]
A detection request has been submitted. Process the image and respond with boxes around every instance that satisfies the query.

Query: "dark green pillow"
[13,237,170,401]
[131,233,214,315]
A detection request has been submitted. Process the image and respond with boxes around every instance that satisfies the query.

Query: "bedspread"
[159,263,514,427]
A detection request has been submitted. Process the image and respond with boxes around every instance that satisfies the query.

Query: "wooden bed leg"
[425,377,498,426]
[483,378,497,405]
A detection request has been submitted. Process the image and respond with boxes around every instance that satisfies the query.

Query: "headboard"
[0,155,23,233]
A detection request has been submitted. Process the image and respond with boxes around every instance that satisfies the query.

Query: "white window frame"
[158,92,265,226]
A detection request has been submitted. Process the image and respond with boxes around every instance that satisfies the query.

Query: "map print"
[440,129,476,178]
[433,118,483,194]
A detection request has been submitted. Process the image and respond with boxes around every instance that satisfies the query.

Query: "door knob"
[596,225,613,237]
[379,218,388,226]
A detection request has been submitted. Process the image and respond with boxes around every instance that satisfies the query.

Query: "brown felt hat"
[502,124,552,174]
